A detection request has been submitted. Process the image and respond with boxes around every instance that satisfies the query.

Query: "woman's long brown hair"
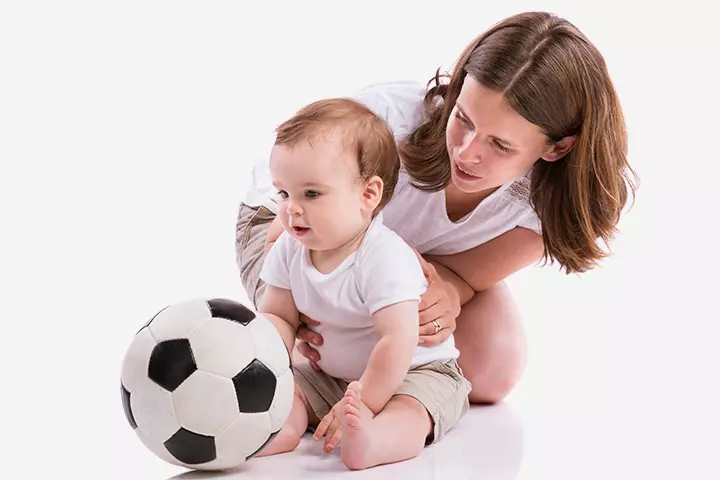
[398,11,639,274]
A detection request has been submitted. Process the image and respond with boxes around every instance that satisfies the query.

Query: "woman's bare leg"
[454,282,527,404]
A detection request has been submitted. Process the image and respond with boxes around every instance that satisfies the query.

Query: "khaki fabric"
[294,359,472,445]
[235,203,275,309]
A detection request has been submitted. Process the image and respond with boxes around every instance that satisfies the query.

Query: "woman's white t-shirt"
[243,80,542,256]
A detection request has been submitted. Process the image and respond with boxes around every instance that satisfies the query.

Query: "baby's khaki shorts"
[294,359,472,445]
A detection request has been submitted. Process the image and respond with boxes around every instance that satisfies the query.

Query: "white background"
[1,1,718,478]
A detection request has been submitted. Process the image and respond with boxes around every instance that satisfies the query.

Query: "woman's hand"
[413,250,462,346]
[295,314,324,371]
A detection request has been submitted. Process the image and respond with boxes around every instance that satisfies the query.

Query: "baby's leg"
[255,382,318,457]
[340,381,432,470]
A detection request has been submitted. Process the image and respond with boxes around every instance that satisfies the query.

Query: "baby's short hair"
[274,98,400,213]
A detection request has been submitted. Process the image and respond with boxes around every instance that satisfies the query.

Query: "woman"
[235,11,638,404]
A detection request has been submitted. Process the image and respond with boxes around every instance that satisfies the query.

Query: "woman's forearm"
[427,259,475,306]
[426,227,544,293]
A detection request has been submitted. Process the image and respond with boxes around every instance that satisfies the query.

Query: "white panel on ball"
[135,428,185,468]
[268,368,295,432]
[214,412,273,466]
[187,316,256,378]
[172,370,240,436]
[149,299,213,342]
[130,378,181,443]
[121,327,156,392]
[247,314,291,377]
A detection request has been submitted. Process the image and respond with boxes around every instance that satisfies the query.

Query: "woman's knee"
[466,372,520,404]
[455,283,527,404]
[463,351,526,404]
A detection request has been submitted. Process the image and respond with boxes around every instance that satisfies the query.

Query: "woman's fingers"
[413,248,439,282]
[296,324,323,346]
[419,324,454,346]
[296,340,321,362]
[418,297,443,324]
[295,315,323,370]
[418,316,443,337]
[299,313,321,326]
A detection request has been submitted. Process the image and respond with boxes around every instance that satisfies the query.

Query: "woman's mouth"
[453,158,482,181]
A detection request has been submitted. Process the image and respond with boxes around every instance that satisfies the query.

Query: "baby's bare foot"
[340,381,375,470]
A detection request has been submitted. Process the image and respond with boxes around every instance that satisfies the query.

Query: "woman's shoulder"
[348,80,428,140]
[502,173,532,206]
[499,173,542,235]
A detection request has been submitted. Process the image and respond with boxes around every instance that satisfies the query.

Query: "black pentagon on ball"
[148,339,197,392]
[164,428,216,465]
[246,430,280,460]
[120,383,137,429]
[207,298,256,326]
[232,359,276,413]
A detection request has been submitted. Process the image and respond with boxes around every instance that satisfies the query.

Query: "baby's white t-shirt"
[243,80,542,256]
[259,213,460,382]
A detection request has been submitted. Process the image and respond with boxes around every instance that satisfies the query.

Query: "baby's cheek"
[278,212,290,230]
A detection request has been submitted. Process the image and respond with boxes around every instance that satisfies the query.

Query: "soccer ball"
[120,298,294,470]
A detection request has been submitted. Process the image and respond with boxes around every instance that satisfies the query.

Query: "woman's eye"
[455,112,470,127]
[454,111,473,129]
[494,141,512,154]
[305,190,319,199]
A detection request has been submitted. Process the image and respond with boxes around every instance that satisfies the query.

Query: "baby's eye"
[305,190,320,199]
[276,190,289,200]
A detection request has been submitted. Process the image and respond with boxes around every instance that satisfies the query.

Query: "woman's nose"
[457,133,484,163]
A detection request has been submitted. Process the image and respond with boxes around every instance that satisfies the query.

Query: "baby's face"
[269,133,371,252]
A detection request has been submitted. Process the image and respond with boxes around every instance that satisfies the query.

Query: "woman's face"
[445,75,561,195]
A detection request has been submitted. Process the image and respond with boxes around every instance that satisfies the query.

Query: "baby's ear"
[361,175,384,213]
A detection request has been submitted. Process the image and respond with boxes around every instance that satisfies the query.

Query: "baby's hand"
[313,399,344,452]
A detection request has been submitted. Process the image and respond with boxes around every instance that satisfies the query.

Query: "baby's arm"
[259,284,301,355]
[357,300,419,415]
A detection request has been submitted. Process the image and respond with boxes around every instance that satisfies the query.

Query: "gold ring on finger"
[432,320,441,334]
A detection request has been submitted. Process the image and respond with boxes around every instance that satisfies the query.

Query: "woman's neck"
[444,183,498,222]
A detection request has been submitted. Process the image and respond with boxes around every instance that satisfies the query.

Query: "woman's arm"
[427,227,545,293]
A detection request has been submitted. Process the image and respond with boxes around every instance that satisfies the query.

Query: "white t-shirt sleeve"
[258,231,294,290]
[517,209,542,235]
[348,81,427,141]
[356,232,428,315]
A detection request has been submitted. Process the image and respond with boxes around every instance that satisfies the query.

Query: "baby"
[255,97,471,470]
